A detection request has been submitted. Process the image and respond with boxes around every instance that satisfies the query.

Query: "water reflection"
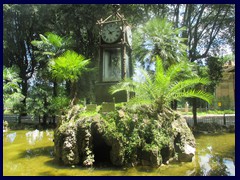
[6,132,16,143]
[45,129,53,141]
[3,130,235,176]
[199,154,212,175]
[197,146,235,176]
[223,159,235,176]
[26,129,43,145]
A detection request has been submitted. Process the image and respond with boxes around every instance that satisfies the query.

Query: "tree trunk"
[21,78,28,116]
[174,4,180,28]
[53,80,58,97]
[42,114,48,126]
[52,115,56,124]
[42,96,48,125]
[171,100,178,110]
[17,114,21,124]
[192,98,197,126]
[70,81,78,105]
[52,79,57,124]
[66,81,71,97]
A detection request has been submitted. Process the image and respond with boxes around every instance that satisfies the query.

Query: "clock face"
[125,26,132,46]
[102,23,122,43]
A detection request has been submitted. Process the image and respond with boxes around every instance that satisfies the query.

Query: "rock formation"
[54,105,196,167]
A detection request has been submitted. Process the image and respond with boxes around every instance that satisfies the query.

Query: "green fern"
[110,56,213,111]
[49,50,90,82]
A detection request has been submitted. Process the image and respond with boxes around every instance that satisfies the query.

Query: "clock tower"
[95,4,133,104]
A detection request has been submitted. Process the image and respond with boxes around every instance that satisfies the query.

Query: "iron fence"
[183,114,235,127]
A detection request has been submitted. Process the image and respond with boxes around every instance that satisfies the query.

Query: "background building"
[215,61,235,110]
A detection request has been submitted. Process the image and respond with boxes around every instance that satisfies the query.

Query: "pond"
[3,129,235,176]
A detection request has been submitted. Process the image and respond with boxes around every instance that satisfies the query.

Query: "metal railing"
[183,114,235,127]
[3,114,57,124]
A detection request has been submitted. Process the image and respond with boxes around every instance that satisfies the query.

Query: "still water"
[3,129,235,176]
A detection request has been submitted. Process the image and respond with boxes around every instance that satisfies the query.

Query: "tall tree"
[206,56,224,94]
[179,4,234,124]
[3,66,25,115]
[31,32,72,95]
[49,50,90,105]
[3,4,49,115]
[31,32,72,124]
[133,18,187,69]
[180,4,234,61]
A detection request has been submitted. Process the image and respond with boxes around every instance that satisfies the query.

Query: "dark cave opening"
[92,131,112,166]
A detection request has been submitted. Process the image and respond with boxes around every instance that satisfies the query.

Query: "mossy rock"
[141,146,162,167]
[54,105,196,167]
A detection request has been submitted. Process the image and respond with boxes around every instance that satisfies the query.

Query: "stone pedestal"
[95,82,128,104]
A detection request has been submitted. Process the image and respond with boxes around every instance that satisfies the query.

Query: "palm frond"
[50,50,90,82]
[39,34,49,44]
[126,95,153,108]
[165,62,186,79]
[168,78,210,96]
[154,56,166,86]
[169,89,213,105]
[135,18,187,66]
[109,78,136,95]
[42,52,56,56]
[45,32,63,48]
[31,40,43,47]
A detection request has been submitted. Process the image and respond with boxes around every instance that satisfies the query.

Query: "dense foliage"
[3,66,25,113]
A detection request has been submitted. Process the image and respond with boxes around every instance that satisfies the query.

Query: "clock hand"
[108,29,113,34]
[108,27,114,34]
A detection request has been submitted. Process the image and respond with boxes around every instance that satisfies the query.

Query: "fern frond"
[169,89,213,104]
[168,78,210,96]
[46,33,63,48]
[109,78,136,95]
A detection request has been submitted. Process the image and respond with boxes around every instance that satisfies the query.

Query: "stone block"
[86,104,97,112]
[95,82,128,104]
[101,102,115,112]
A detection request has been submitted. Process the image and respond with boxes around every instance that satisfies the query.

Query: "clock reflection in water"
[103,48,121,82]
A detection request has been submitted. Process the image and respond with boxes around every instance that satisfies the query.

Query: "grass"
[79,111,99,117]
